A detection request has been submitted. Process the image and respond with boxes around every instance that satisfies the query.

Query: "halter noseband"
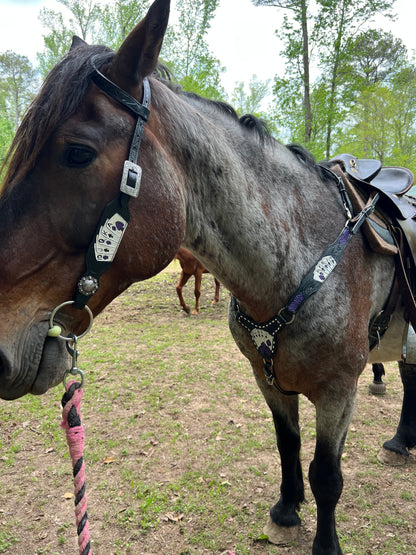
[73,58,151,309]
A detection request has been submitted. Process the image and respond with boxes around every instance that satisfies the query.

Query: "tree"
[37,0,150,78]
[37,0,101,78]
[0,108,14,170]
[97,0,151,50]
[253,0,397,157]
[161,0,225,99]
[339,65,416,173]
[0,51,37,132]
[344,29,407,90]
[252,0,312,144]
[315,0,396,157]
[231,75,270,115]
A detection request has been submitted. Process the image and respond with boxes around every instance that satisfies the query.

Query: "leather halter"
[73,58,151,309]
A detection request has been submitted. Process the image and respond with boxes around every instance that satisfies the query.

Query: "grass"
[0,268,415,554]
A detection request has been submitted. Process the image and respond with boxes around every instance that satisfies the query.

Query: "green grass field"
[0,269,414,554]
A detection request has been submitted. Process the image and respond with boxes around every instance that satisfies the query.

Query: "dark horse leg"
[256,376,355,554]
[254,376,305,544]
[368,362,386,395]
[309,391,355,555]
[308,390,356,555]
[382,361,416,458]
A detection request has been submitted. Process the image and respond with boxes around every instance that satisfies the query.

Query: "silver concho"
[313,255,336,283]
[78,275,99,296]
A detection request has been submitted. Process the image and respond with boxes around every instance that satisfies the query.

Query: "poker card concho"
[94,214,128,262]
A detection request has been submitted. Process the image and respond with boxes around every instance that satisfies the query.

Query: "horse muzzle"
[0,323,69,400]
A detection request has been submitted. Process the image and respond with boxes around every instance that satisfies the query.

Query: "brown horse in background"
[175,248,220,315]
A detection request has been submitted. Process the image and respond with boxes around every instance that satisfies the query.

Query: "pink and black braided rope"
[61,381,92,555]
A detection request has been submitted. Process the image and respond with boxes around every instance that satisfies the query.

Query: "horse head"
[0,0,181,399]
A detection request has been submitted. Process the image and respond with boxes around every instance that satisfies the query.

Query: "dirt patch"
[0,270,415,554]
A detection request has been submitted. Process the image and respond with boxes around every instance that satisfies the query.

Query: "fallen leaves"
[162,512,184,523]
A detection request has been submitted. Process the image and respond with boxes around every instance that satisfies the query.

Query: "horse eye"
[65,145,96,168]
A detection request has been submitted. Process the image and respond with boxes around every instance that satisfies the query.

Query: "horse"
[0,0,415,553]
[175,247,221,315]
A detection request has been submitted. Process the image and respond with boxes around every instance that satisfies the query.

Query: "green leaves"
[161,0,225,99]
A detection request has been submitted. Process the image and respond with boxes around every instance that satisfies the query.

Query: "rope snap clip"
[63,335,85,388]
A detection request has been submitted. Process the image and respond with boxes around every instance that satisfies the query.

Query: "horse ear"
[108,0,170,89]
[70,36,87,51]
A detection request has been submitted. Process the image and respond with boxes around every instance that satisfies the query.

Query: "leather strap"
[73,60,151,309]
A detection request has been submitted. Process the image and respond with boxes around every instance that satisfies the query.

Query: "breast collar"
[232,168,380,395]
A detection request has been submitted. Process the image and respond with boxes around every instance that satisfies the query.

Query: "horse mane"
[286,143,333,182]
[1,45,114,195]
[154,67,273,145]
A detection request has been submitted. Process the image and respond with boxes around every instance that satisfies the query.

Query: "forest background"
[1,0,416,175]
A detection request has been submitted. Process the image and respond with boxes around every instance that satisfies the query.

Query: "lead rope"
[62,378,91,555]
[48,302,94,555]
[62,336,91,555]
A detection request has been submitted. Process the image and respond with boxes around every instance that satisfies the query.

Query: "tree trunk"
[301,0,312,144]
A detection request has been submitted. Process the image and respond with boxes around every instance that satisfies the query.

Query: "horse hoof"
[377,447,409,466]
[368,381,386,395]
[263,516,300,546]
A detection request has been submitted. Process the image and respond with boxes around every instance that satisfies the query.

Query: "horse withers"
[0,0,414,553]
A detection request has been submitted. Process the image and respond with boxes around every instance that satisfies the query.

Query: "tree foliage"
[3,0,416,176]
[161,0,225,99]
[37,0,150,78]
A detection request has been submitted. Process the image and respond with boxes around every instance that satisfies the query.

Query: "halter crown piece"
[73,58,151,309]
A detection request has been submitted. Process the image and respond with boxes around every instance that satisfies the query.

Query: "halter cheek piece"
[73,57,151,309]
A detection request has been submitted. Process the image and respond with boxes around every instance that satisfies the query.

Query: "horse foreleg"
[192,269,203,315]
[309,391,356,555]
[254,377,304,545]
[380,361,416,463]
[176,271,191,314]
[212,278,220,306]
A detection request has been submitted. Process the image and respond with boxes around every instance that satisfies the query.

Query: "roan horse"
[175,247,221,315]
[0,1,415,553]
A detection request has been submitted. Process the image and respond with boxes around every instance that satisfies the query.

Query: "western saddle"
[327,154,416,352]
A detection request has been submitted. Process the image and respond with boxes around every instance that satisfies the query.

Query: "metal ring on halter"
[49,301,94,341]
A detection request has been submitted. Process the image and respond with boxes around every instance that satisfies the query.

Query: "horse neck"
[151,82,343,316]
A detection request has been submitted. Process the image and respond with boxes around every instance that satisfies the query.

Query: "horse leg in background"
[254,377,305,545]
[379,361,416,463]
[192,268,204,315]
[308,390,356,555]
[212,278,221,307]
[176,271,192,314]
[368,362,386,395]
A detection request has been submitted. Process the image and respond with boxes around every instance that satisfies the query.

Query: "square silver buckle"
[120,160,142,198]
